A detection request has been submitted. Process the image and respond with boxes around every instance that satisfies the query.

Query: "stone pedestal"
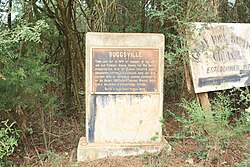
[77,137,169,162]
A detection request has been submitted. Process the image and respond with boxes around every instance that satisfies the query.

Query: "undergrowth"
[161,89,250,166]
[0,120,21,166]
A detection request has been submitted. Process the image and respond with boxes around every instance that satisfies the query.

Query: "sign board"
[188,23,250,93]
[92,48,159,94]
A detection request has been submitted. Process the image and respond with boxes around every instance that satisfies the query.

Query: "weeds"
[173,91,250,165]
[38,150,77,167]
[0,120,21,166]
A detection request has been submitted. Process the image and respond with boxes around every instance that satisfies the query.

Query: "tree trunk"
[122,0,126,32]
[64,37,72,111]
[141,0,146,32]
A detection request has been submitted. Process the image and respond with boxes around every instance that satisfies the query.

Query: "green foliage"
[230,87,250,108]
[0,20,54,111]
[235,0,250,22]
[0,120,21,166]
[235,157,250,167]
[179,92,249,162]
[221,0,250,23]
[150,132,160,141]
[187,145,208,160]
[147,0,218,100]
[38,150,76,166]
[39,150,56,163]
[139,145,171,167]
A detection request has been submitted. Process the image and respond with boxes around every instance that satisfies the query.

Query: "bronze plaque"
[92,48,159,94]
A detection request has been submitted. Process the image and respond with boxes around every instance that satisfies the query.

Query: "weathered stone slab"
[77,137,170,162]
[188,23,250,93]
[77,32,165,162]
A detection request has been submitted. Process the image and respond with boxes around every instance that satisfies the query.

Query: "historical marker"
[77,33,166,162]
[92,48,159,93]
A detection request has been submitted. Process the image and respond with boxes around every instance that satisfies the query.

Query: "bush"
[0,120,21,166]
[179,92,249,163]
[0,20,52,112]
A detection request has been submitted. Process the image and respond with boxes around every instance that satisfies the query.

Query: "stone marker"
[77,32,166,161]
[188,23,250,93]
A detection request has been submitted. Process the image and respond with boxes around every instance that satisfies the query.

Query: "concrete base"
[77,137,170,162]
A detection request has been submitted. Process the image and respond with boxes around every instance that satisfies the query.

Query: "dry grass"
[78,156,144,167]
[9,109,249,167]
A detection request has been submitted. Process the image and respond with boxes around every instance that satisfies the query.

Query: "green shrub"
[0,20,53,112]
[0,120,21,166]
[180,92,249,162]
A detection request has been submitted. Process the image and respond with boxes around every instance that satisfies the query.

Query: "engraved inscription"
[92,48,159,93]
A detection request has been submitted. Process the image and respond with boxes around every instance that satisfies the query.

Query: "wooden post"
[197,92,212,112]
[183,61,212,112]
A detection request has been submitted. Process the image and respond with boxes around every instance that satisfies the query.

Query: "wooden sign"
[92,48,159,94]
[188,23,250,93]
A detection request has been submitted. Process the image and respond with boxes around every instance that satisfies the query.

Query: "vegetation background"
[0,0,249,166]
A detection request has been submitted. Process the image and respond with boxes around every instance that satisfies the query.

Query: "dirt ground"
[78,134,249,167]
[8,107,249,167]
